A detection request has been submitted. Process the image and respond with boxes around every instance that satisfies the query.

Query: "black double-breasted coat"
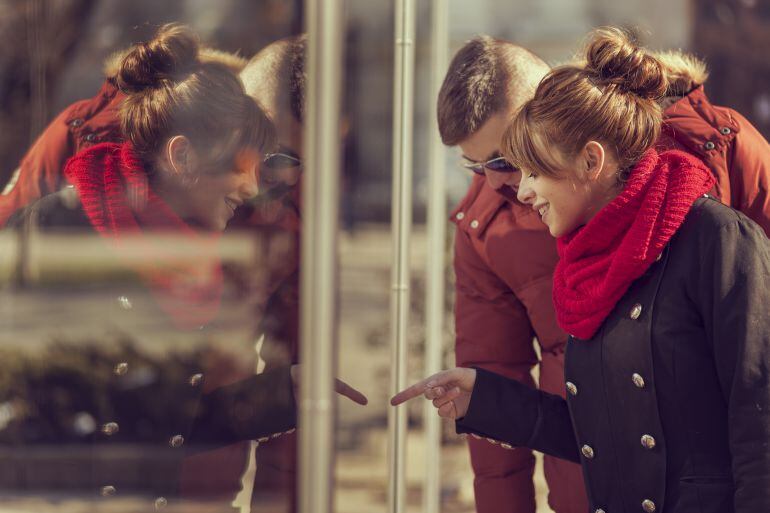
[457,196,770,513]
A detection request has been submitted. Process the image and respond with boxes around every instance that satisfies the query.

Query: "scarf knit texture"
[64,142,223,330]
[553,149,715,340]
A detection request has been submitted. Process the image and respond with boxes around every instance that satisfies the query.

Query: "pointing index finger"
[335,378,369,405]
[390,370,453,406]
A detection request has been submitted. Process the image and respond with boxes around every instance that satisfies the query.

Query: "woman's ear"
[581,141,606,182]
[165,135,197,177]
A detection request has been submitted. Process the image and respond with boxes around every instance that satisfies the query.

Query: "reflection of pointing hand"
[390,368,476,420]
[290,365,369,406]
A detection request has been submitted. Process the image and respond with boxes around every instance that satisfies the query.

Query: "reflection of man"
[232,35,308,512]
[238,34,306,379]
[437,37,588,513]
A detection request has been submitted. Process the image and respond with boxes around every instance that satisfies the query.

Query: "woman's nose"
[517,180,534,204]
[241,167,260,200]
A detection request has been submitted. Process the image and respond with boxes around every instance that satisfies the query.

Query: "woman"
[5,24,364,509]
[393,28,770,513]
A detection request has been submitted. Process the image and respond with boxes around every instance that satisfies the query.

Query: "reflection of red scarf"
[64,142,223,330]
[553,149,715,340]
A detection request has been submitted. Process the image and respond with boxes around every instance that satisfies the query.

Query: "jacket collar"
[661,85,740,158]
[450,174,531,237]
[64,78,123,126]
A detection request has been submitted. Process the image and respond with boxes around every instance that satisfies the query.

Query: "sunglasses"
[462,155,518,176]
[263,151,302,170]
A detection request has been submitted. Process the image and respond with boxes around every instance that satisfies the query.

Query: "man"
[437,36,588,513]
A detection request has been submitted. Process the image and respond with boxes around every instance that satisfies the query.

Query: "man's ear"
[582,140,606,182]
[165,135,196,177]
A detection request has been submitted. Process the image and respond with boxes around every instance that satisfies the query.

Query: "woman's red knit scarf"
[553,149,714,340]
[64,142,223,330]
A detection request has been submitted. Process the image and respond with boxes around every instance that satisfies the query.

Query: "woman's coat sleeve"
[695,214,770,512]
[456,368,580,463]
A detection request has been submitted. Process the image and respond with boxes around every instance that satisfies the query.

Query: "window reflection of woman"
[7,24,365,509]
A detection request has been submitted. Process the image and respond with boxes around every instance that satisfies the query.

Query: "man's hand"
[290,365,368,405]
[390,368,477,419]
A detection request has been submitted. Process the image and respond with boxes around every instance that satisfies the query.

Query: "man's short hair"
[240,35,306,123]
[437,36,549,146]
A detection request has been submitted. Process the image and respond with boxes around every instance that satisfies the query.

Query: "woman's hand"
[390,368,477,419]
[290,365,369,405]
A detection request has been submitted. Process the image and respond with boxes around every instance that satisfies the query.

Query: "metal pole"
[299,0,343,512]
[388,1,416,513]
[423,2,449,513]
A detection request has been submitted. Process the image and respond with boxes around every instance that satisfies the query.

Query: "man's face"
[261,111,303,209]
[457,111,521,201]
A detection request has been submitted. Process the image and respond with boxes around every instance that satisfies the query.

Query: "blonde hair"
[651,49,708,96]
[103,46,248,78]
[502,27,667,180]
[116,24,274,176]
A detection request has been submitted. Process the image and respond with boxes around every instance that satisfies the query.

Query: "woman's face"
[516,142,617,238]
[185,149,261,231]
[162,138,262,231]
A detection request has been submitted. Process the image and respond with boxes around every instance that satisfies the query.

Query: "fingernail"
[425,381,435,388]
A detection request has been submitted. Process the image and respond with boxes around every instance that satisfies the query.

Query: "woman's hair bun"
[117,23,199,93]
[584,27,667,100]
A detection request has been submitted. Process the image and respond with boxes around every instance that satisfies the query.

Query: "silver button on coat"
[470,219,479,229]
[632,373,646,389]
[117,296,132,310]
[456,212,465,220]
[704,141,716,150]
[630,303,643,320]
[566,382,578,396]
[101,422,119,436]
[114,362,129,376]
[641,434,656,450]
[581,444,595,459]
[642,499,656,512]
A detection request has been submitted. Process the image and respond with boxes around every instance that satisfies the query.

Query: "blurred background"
[0,1,768,512]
